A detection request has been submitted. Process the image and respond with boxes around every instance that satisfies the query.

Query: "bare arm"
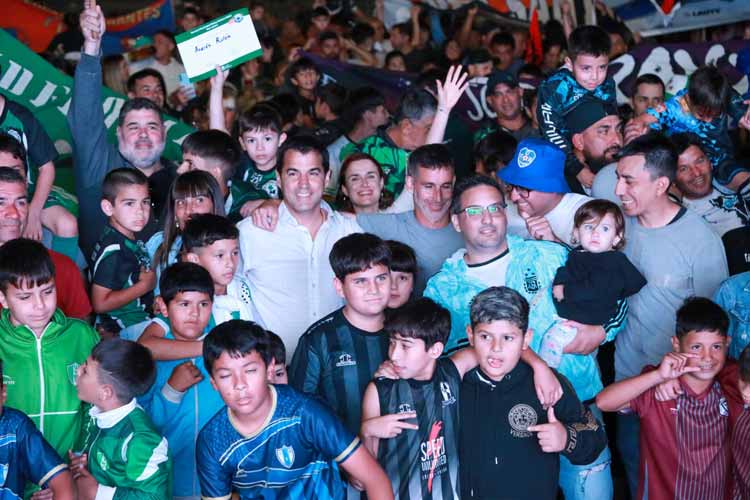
[91,268,155,313]
[208,67,229,134]
[24,162,55,241]
[457,5,478,48]
[339,447,394,500]
[360,382,382,457]
[138,321,203,360]
[425,66,469,145]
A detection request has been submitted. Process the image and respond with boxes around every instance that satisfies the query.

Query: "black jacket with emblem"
[459,361,608,499]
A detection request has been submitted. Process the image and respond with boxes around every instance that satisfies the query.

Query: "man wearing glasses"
[501,138,593,246]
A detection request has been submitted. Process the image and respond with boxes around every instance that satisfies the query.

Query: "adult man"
[474,71,539,145]
[612,132,728,495]
[70,3,176,256]
[568,97,623,193]
[339,66,467,199]
[630,73,665,117]
[238,136,360,357]
[129,30,186,98]
[126,69,167,110]
[424,173,620,500]
[500,138,592,246]
[671,132,750,275]
[489,32,523,74]
[0,168,91,319]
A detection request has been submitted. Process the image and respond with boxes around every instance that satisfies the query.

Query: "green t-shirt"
[340,127,409,198]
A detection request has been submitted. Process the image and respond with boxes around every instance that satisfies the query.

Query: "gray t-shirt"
[615,209,728,380]
[357,211,464,296]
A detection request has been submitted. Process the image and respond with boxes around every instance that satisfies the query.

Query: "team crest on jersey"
[276,445,295,468]
[439,382,456,406]
[509,404,537,438]
[67,363,80,385]
[0,463,7,485]
[335,353,356,367]
[398,403,414,414]
[523,269,540,294]
[719,396,729,417]
[97,451,109,471]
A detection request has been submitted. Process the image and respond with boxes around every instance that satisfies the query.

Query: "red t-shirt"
[0,249,92,320]
[631,368,731,500]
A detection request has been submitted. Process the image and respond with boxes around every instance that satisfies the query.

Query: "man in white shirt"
[130,30,186,102]
[499,138,591,246]
[238,136,359,357]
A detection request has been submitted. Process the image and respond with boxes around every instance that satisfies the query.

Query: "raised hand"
[528,406,567,453]
[658,352,700,381]
[362,412,419,439]
[81,0,106,55]
[436,65,469,112]
[168,361,204,392]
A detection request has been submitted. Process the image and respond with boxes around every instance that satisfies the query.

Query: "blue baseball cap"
[499,138,570,194]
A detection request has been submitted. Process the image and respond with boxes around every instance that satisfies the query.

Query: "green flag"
[0,29,194,191]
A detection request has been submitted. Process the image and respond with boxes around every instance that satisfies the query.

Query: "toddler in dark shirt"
[541,199,647,366]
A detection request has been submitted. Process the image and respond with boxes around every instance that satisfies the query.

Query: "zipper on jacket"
[34,323,52,433]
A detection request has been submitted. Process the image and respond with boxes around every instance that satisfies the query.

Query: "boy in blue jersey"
[0,359,75,499]
[139,262,224,500]
[290,232,392,435]
[536,25,617,192]
[196,320,394,500]
[361,298,561,499]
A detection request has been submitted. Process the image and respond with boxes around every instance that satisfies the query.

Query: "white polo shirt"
[237,202,360,357]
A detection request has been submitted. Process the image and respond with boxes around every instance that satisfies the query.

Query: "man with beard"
[474,71,539,145]
[567,96,622,194]
[424,174,619,499]
[69,1,176,256]
[671,133,750,275]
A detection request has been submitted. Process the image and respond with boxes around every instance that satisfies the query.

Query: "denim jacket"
[424,234,627,401]
[714,271,750,359]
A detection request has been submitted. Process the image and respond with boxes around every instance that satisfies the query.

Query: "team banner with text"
[100,0,176,56]
[0,29,194,174]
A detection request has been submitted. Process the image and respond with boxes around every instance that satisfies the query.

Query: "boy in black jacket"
[460,286,608,499]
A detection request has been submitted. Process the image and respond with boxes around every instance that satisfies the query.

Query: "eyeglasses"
[504,183,530,199]
[459,202,507,218]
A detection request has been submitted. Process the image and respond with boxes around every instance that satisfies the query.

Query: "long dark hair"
[154,171,225,268]
[335,153,393,212]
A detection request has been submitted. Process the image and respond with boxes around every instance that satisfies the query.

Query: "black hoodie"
[459,362,607,499]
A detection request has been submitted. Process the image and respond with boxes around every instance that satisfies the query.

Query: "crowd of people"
[1,0,750,499]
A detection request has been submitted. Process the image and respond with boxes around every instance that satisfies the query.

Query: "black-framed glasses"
[460,202,507,218]
[504,183,530,199]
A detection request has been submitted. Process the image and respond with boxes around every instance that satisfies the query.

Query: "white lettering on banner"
[463,83,485,122]
[29,81,58,108]
[102,97,125,129]
[0,60,34,96]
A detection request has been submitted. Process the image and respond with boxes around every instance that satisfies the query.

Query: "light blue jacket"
[424,234,627,401]
[714,271,750,359]
[139,322,224,498]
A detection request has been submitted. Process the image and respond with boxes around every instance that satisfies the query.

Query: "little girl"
[540,199,647,367]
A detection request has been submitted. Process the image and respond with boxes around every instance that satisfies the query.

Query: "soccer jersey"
[289,307,389,434]
[375,358,461,499]
[630,371,730,500]
[0,407,67,499]
[240,157,280,198]
[731,406,750,500]
[213,275,258,326]
[90,224,153,328]
[76,399,171,500]
[196,384,360,500]
[340,127,409,198]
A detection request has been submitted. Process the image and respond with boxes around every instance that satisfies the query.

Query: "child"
[460,286,608,499]
[289,57,321,122]
[140,262,225,500]
[536,25,617,189]
[71,339,171,499]
[139,214,256,360]
[361,298,559,499]
[90,168,155,341]
[195,320,393,499]
[267,329,289,384]
[732,345,750,499]
[385,239,416,309]
[597,297,735,500]
[289,232,392,435]
[541,200,647,367]
[0,359,75,499]
[0,238,99,459]
[636,65,750,188]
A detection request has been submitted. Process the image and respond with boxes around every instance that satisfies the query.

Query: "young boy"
[597,297,735,500]
[71,338,171,499]
[0,357,76,499]
[460,286,608,499]
[386,239,416,309]
[267,329,289,384]
[289,57,321,123]
[196,319,394,499]
[90,168,155,341]
[636,65,750,189]
[140,262,224,500]
[361,297,560,499]
[290,232,392,435]
[138,214,256,360]
[536,25,617,191]
[0,238,99,460]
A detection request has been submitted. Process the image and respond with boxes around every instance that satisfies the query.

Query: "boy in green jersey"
[71,338,171,500]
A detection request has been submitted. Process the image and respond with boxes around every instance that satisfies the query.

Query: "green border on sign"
[175,8,249,44]
[188,48,264,83]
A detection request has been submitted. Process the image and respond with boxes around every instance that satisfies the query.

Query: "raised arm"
[425,65,469,145]
[209,66,229,133]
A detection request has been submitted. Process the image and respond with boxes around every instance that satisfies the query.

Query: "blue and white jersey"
[0,407,67,498]
[196,384,360,500]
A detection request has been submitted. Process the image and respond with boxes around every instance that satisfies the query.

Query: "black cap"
[487,71,518,92]
[467,49,492,65]
[565,95,619,135]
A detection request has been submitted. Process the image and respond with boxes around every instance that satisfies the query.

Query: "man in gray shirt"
[612,132,728,495]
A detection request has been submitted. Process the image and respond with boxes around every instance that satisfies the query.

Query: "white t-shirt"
[465,249,511,288]
[507,193,592,245]
[130,57,186,95]
[681,183,750,237]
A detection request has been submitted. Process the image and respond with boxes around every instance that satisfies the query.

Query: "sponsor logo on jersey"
[2,375,14,386]
[398,403,413,414]
[509,404,538,438]
[439,382,456,407]
[97,451,109,471]
[67,363,80,386]
[276,445,295,469]
[335,353,356,368]
[420,421,447,493]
